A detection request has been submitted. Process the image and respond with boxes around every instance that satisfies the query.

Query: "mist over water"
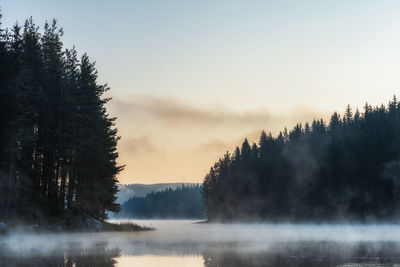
[2,220,400,266]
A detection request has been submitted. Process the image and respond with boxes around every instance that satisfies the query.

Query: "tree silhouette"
[0,13,122,223]
[203,97,400,222]
[119,185,205,219]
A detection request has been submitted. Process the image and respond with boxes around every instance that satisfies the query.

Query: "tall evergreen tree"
[203,98,400,222]
[0,14,122,223]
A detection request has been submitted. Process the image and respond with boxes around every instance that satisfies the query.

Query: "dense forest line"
[0,14,121,223]
[116,183,198,204]
[118,185,205,219]
[203,97,400,222]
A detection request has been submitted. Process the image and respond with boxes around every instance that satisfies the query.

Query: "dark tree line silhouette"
[0,14,122,223]
[118,185,205,219]
[203,97,400,222]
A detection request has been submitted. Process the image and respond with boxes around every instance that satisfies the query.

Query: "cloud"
[109,95,327,132]
[200,139,228,153]
[119,135,158,155]
[108,95,330,183]
[110,96,271,127]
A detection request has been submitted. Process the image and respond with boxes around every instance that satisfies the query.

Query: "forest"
[203,98,400,222]
[118,185,205,219]
[0,14,121,223]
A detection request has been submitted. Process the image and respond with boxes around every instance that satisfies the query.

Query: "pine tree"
[0,14,122,223]
[203,99,400,222]
[344,104,353,124]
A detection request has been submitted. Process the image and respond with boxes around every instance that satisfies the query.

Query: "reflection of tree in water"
[0,242,120,267]
[202,242,400,267]
[202,251,338,267]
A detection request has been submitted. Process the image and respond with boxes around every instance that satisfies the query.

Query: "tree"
[344,104,353,124]
[119,185,205,219]
[0,14,122,223]
[203,98,400,222]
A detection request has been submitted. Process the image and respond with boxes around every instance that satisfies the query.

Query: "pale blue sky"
[2,1,400,182]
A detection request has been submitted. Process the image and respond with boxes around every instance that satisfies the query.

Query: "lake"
[2,220,400,266]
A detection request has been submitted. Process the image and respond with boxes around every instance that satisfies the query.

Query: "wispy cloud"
[108,95,329,183]
[110,95,326,130]
[119,135,159,155]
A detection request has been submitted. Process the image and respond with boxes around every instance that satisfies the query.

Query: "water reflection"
[203,242,400,267]
[0,242,120,267]
[116,255,203,267]
[3,221,400,266]
[3,241,400,266]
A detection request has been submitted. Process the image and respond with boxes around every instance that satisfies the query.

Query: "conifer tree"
[203,98,400,222]
[0,14,122,222]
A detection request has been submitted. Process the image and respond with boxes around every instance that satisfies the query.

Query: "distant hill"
[116,183,199,204]
[117,185,205,219]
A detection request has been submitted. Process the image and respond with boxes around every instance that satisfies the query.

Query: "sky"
[2,0,400,184]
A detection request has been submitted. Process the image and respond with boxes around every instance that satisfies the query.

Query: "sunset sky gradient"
[2,0,400,183]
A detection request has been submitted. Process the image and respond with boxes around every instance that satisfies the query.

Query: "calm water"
[2,220,400,266]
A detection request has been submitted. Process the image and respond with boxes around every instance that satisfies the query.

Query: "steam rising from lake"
[3,220,400,266]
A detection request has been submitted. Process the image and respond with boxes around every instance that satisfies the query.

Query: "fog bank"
[3,221,400,257]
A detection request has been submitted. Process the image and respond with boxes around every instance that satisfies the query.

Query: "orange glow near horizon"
[3,1,400,184]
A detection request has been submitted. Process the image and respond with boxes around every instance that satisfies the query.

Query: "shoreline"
[0,218,154,234]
